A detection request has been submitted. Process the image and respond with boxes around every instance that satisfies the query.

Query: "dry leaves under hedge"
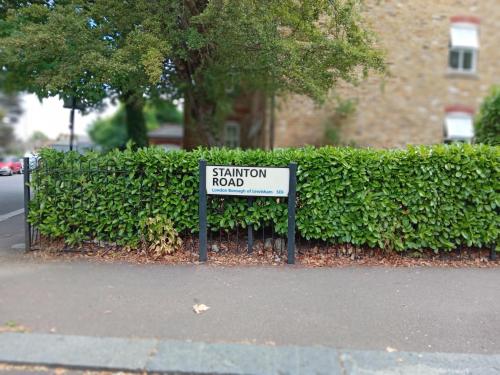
[28,237,499,268]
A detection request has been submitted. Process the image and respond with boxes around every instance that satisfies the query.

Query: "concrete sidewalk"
[0,249,499,354]
[1,332,500,374]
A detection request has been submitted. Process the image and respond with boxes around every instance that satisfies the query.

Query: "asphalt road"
[0,256,499,355]
[0,174,24,216]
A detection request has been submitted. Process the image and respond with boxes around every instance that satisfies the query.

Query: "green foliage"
[475,86,500,146]
[1,0,384,146]
[145,100,183,128]
[29,130,49,143]
[323,98,357,145]
[29,144,499,252]
[88,111,128,151]
[88,101,182,151]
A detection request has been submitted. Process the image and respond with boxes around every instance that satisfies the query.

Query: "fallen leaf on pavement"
[193,304,210,314]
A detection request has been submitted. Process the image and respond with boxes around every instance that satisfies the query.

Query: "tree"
[29,130,49,143]
[89,109,128,151]
[24,130,50,150]
[475,86,500,146]
[1,0,384,148]
[0,91,22,154]
[89,100,182,151]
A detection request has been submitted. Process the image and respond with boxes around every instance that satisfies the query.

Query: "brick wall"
[274,0,500,148]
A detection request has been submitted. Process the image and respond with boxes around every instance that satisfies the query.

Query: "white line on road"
[0,208,24,223]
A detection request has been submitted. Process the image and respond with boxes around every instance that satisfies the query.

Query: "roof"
[148,124,183,139]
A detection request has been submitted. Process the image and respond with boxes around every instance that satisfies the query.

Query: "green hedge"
[29,144,499,251]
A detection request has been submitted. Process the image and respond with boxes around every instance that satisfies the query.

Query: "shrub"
[140,215,183,257]
[29,144,499,252]
[475,86,500,146]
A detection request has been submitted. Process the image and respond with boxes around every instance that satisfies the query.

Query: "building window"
[448,18,479,74]
[224,121,240,148]
[444,106,474,143]
[449,48,475,72]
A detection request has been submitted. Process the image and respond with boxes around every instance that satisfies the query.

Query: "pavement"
[1,173,500,373]
[1,257,500,355]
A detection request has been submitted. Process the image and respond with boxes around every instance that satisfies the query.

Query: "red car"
[0,156,22,175]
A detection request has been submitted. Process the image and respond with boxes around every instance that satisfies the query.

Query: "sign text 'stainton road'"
[206,166,289,197]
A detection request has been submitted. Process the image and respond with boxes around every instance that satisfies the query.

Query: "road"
[0,174,24,216]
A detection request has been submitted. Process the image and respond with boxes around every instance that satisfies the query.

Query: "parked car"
[0,156,22,174]
[0,165,13,176]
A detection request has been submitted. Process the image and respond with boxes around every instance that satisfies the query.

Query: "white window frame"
[448,47,477,74]
[224,121,240,148]
[448,23,479,74]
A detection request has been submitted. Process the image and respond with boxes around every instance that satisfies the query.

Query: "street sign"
[198,161,297,264]
[206,166,289,197]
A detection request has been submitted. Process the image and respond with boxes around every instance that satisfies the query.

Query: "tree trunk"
[183,90,220,149]
[123,95,148,148]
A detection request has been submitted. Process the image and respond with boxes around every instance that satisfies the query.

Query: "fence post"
[490,244,497,261]
[23,157,31,252]
[287,163,297,264]
[247,197,254,253]
[199,160,207,262]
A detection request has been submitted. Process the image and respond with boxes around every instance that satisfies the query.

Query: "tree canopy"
[0,0,384,147]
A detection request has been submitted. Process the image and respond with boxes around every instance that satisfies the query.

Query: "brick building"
[272,0,500,148]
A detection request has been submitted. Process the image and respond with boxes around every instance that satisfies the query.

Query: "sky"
[14,94,118,141]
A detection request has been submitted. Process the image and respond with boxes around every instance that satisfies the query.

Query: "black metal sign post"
[198,161,297,264]
[199,160,208,262]
[287,163,297,264]
[23,157,31,252]
[247,197,254,254]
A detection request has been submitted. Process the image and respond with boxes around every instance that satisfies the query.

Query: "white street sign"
[206,166,289,197]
